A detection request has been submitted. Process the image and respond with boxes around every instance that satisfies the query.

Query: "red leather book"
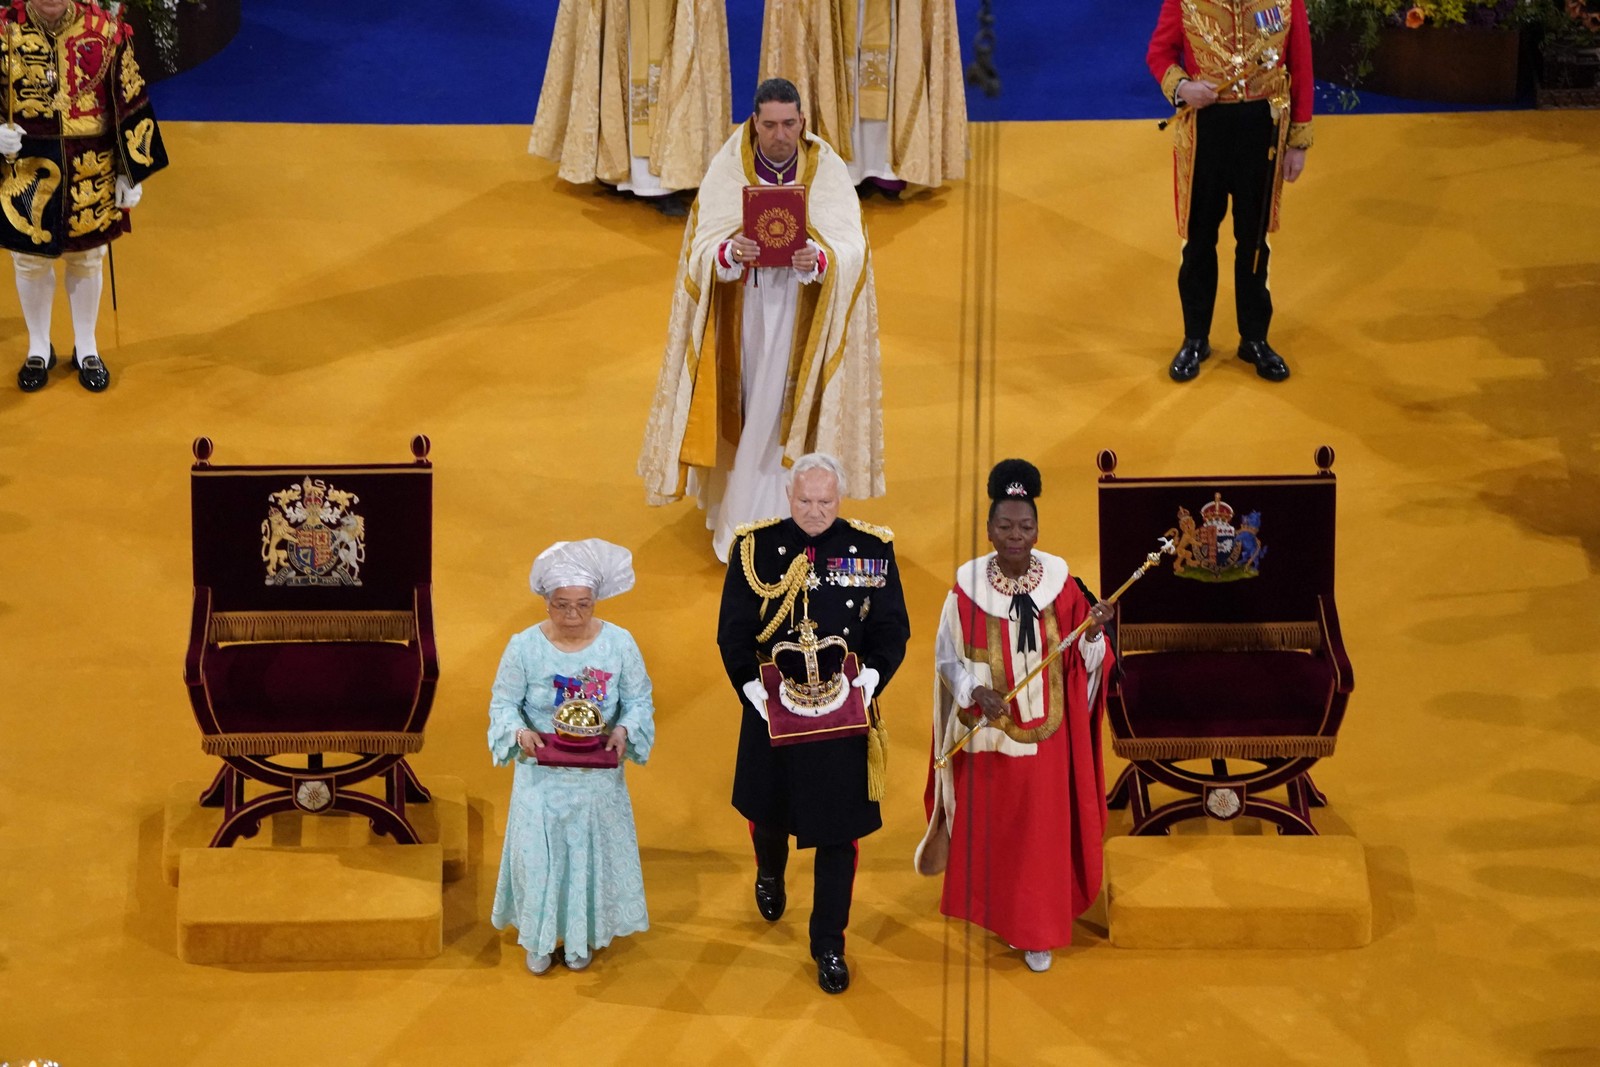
[533,732,620,769]
[743,184,808,268]
[762,653,868,747]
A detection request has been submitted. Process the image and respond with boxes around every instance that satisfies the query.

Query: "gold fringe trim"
[1119,621,1321,653]
[201,731,424,757]
[1112,735,1334,761]
[209,611,415,645]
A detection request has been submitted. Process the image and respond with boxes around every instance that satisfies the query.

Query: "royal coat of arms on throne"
[1166,492,1267,582]
[260,476,366,586]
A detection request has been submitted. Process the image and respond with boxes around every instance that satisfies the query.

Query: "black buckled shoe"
[814,951,850,994]
[71,349,110,392]
[17,346,56,392]
[1237,340,1290,382]
[755,871,786,922]
[1168,337,1210,382]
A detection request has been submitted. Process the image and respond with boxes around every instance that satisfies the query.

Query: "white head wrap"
[528,539,636,601]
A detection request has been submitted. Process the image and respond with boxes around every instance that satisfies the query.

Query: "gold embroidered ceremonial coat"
[1146,0,1314,238]
[0,0,167,256]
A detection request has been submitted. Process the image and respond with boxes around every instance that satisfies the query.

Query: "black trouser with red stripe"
[1179,99,1278,344]
[751,823,857,957]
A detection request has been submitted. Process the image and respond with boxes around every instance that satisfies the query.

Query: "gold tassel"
[866,704,888,801]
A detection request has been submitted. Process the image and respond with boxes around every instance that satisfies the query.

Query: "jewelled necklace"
[986,554,1043,597]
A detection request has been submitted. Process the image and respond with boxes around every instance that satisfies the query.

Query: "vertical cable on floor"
[941,115,1002,1067]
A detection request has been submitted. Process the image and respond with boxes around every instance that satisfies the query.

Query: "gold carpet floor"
[1,111,1598,1066]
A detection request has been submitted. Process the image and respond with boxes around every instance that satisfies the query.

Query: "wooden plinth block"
[1106,834,1372,950]
[177,844,442,964]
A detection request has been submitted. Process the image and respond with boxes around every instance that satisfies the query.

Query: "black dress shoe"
[71,349,110,392]
[814,951,850,994]
[1237,340,1290,382]
[16,345,56,392]
[1168,337,1210,382]
[648,192,690,218]
[754,871,786,922]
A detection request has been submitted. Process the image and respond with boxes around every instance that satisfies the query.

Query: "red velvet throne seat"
[1097,446,1353,835]
[184,436,439,847]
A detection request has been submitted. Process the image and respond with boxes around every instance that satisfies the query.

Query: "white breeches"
[12,246,108,358]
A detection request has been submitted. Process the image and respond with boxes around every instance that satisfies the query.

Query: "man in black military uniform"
[717,451,910,994]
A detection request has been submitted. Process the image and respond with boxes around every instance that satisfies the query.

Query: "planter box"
[1542,48,1600,88]
[1535,45,1600,107]
[1536,85,1600,107]
[129,0,241,84]
[1314,23,1521,105]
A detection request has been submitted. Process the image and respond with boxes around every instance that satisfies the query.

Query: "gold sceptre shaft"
[934,536,1176,770]
[5,24,15,176]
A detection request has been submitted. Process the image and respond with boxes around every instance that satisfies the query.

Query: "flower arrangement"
[1544,0,1600,40]
[1536,0,1600,92]
[1373,0,1525,26]
[1305,0,1538,38]
[93,0,201,73]
[1307,0,1584,105]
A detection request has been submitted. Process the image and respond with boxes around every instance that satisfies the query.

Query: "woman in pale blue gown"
[488,539,656,974]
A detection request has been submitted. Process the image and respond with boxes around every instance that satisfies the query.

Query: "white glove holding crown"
[0,123,23,158]
[851,667,880,705]
[115,175,143,209]
[742,678,770,722]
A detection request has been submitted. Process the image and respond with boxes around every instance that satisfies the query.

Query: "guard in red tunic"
[916,459,1113,973]
[2,0,168,393]
[1147,0,1313,384]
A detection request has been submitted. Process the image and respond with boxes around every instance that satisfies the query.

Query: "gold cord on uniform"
[740,535,813,643]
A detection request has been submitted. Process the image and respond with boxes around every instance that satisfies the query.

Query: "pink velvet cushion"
[200,642,422,737]
[1115,650,1337,740]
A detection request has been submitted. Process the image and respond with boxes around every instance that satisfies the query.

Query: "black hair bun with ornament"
[987,458,1042,502]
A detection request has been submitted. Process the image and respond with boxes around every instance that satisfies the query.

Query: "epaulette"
[733,516,783,540]
[845,518,894,542]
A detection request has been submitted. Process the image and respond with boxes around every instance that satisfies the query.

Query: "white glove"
[115,175,142,209]
[851,667,881,705]
[742,678,771,722]
[0,124,22,158]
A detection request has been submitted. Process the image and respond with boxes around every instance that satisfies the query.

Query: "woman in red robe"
[915,459,1113,972]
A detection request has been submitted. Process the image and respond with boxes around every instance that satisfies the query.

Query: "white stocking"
[11,252,56,359]
[63,246,107,360]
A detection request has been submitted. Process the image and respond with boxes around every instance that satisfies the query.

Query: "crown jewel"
[771,617,851,716]
[551,697,606,750]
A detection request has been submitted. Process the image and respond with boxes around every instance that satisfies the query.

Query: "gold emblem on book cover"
[754,205,799,250]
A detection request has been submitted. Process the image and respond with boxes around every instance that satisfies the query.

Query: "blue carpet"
[148,0,1523,125]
